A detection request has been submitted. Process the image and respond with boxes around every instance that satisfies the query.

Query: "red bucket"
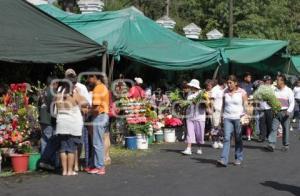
[11,154,29,173]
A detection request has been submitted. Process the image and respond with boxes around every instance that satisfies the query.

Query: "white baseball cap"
[134,77,143,84]
[187,79,200,89]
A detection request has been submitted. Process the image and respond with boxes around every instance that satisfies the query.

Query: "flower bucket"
[136,134,148,150]
[154,131,164,144]
[125,136,137,150]
[164,128,176,143]
[11,154,29,173]
[148,135,154,145]
[29,153,41,171]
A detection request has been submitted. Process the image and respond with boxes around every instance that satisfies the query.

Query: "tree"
[104,0,300,54]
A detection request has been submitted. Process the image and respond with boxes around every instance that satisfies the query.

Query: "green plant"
[253,85,281,113]
[169,89,182,102]
[16,141,32,154]
[128,123,151,136]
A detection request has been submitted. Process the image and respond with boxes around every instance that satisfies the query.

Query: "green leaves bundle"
[253,85,281,113]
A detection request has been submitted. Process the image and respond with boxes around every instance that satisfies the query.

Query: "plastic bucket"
[155,132,164,144]
[11,154,29,173]
[136,134,148,150]
[29,153,41,171]
[164,128,176,143]
[125,136,137,150]
[148,135,154,145]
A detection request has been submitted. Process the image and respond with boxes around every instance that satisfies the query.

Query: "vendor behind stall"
[128,77,145,99]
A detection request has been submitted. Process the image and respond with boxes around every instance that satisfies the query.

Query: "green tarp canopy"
[196,38,294,75]
[37,4,221,70]
[0,0,105,64]
[198,38,288,64]
[292,56,300,72]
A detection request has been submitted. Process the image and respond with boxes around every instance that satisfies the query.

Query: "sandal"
[67,171,78,176]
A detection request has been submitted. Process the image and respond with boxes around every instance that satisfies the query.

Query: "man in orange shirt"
[87,71,109,175]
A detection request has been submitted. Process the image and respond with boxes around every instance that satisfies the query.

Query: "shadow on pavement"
[191,157,218,166]
[261,181,300,196]
[161,149,183,155]
[243,144,269,152]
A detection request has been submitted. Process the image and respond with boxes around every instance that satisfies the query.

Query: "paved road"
[1,131,300,196]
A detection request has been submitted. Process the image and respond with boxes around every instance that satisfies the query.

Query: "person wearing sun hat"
[128,77,145,99]
[182,79,206,155]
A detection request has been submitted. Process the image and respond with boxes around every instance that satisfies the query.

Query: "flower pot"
[11,154,29,173]
[154,131,164,144]
[136,134,148,150]
[125,136,137,150]
[148,135,154,145]
[164,128,176,143]
[28,153,41,172]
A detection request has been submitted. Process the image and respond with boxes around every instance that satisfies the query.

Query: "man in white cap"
[65,69,92,106]
[128,77,145,99]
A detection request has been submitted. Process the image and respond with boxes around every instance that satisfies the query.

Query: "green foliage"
[169,89,182,102]
[253,85,281,113]
[104,0,300,54]
[128,122,151,136]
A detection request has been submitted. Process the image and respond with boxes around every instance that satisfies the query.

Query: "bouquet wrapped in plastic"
[253,85,281,113]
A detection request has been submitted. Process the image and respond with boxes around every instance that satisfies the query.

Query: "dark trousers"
[259,109,273,140]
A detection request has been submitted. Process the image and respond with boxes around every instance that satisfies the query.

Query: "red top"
[128,85,145,99]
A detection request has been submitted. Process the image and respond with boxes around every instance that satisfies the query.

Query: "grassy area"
[109,145,152,166]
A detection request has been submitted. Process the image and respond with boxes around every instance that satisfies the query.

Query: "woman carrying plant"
[55,77,88,176]
[182,79,206,155]
[217,75,249,167]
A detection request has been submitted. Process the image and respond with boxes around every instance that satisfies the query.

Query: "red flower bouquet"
[164,115,183,127]
[0,83,39,153]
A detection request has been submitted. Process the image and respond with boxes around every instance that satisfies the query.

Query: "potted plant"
[152,117,165,143]
[128,123,151,150]
[164,115,183,143]
[0,83,39,173]
[10,141,31,173]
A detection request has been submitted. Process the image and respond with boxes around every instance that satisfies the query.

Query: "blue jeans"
[40,124,55,155]
[268,111,290,146]
[221,118,243,165]
[93,114,109,168]
[40,125,60,167]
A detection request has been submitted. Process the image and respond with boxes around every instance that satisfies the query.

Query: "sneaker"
[196,149,203,155]
[39,162,55,171]
[281,145,289,152]
[88,168,106,175]
[290,127,294,132]
[257,138,265,143]
[292,119,296,123]
[84,167,93,172]
[247,136,251,141]
[217,159,227,167]
[182,149,192,155]
[265,144,275,152]
[234,160,242,166]
[212,142,219,149]
[217,142,223,149]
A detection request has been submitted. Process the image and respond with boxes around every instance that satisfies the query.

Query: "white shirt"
[186,90,206,121]
[211,85,224,111]
[293,86,300,100]
[75,83,92,106]
[275,86,295,113]
[223,88,246,120]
